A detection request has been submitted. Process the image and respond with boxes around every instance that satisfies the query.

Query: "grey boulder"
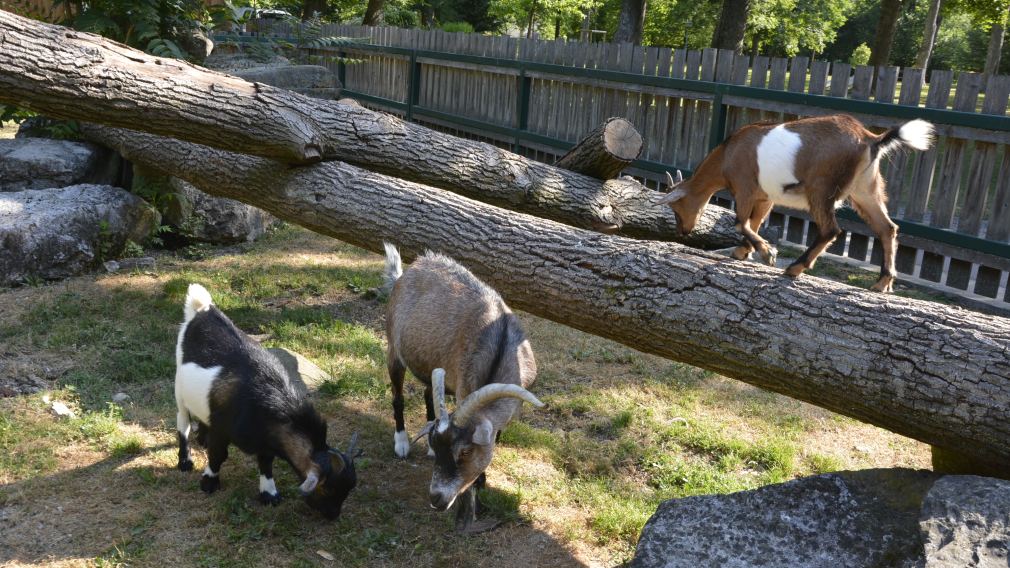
[168,178,273,244]
[920,475,1010,567]
[0,138,104,191]
[0,184,157,285]
[632,469,939,568]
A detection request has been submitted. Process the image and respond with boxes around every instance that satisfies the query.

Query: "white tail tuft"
[184,283,214,323]
[383,242,403,293]
[897,119,935,151]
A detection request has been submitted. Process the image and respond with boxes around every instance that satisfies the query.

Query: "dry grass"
[0,225,930,567]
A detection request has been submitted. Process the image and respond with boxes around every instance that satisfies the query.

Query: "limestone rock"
[0,185,157,285]
[632,469,940,568]
[920,475,1010,567]
[0,138,101,191]
[169,178,273,244]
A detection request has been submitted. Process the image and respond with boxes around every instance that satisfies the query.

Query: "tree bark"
[555,118,644,180]
[84,123,1010,469]
[613,0,647,44]
[869,0,903,67]
[984,19,1006,76]
[0,10,740,248]
[711,0,750,52]
[301,0,327,20]
[362,0,385,26]
[915,0,943,70]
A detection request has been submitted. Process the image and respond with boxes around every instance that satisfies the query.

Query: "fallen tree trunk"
[0,10,739,248]
[555,117,643,180]
[85,123,1010,468]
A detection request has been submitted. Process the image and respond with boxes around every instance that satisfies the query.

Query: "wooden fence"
[238,23,1010,306]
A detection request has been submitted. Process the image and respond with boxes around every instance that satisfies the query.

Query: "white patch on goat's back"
[259,475,278,496]
[394,430,410,458]
[175,362,220,426]
[756,125,809,211]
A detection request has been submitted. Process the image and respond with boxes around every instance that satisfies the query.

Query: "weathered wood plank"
[931,73,984,229]
[905,70,954,222]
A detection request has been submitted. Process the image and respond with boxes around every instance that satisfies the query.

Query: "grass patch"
[0,225,931,567]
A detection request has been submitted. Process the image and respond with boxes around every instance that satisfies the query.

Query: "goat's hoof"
[200,474,221,494]
[784,263,805,278]
[178,459,194,472]
[763,249,778,267]
[730,246,752,261]
[427,446,436,458]
[870,279,895,293]
[258,491,282,506]
[393,430,410,459]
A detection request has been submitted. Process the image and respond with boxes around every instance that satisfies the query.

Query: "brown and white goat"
[656,114,934,292]
[383,243,543,532]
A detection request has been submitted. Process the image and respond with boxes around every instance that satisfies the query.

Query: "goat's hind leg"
[200,428,228,494]
[850,186,898,293]
[785,194,842,278]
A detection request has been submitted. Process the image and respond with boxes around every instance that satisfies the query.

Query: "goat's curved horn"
[432,368,450,433]
[655,188,687,205]
[675,169,683,183]
[665,170,676,188]
[299,470,320,495]
[452,384,544,426]
[412,421,435,443]
[345,431,362,459]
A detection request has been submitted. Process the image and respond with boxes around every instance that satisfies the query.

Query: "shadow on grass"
[0,390,586,568]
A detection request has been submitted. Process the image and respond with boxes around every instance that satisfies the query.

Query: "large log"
[0,10,739,248]
[555,117,644,180]
[84,123,1010,468]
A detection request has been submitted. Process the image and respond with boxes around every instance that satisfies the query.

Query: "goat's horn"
[452,384,544,426]
[345,431,360,457]
[433,368,450,433]
[665,170,676,188]
[299,470,320,495]
[675,169,683,183]
[412,421,435,443]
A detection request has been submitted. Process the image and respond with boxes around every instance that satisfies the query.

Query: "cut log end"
[555,117,644,180]
[603,117,645,161]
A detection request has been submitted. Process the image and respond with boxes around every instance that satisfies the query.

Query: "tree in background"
[948,0,1010,75]
[747,0,854,57]
[613,0,647,43]
[489,0,592,38]
[868,0,902,66]
[914,0,943,68]
[711,0,749,52]
[363,0,385,24]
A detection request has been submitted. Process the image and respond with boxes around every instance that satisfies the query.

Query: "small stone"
[116,256,156,270]
[112,392,130,404]
[51,401,75,419]
[315,550,335,561]
[104,260,121,273]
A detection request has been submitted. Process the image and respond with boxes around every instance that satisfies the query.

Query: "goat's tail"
[184,283,214,323]
[382,242,403,295]
[871,119,935,160]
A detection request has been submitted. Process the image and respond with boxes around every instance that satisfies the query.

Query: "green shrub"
[850,43,871,66]
[440,21,474,33]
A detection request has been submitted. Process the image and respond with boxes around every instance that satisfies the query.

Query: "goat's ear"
[655,188,687,205]
[471,418,494,446]
[299,470,320,496]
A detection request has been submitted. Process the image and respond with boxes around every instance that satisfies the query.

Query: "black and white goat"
[383,244,543,531]
[175,284,360,519]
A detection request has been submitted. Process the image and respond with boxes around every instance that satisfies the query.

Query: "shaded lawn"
[0,225,929,567]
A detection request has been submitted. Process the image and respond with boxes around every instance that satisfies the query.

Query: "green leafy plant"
[849,42,871,66]
[440,21,475,33]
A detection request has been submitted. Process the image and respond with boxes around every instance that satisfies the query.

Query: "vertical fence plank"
[960,75,1010,236]
[850,65,874,100]
[874,66,899,103]
[931,72,984,229]
[987,151,1010,242]
[650,47,673,163]
[884,67,925,215]
[677,50,702,168]
[829,62,851,98]
[905,69,953,222]
[808,60,830,95]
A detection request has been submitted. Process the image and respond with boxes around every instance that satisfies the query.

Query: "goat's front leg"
[257,454,281,505]
[786,198,842,279]
[200,428,228,494]
[389,357,410,458]
[734,197,776,266]
[176,407,194,472]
